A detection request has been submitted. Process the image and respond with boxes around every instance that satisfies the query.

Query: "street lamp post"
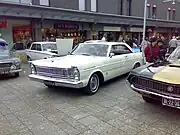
[142,0,148,64]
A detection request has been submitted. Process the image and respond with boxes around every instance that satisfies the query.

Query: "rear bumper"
[127,81,180,101]
[29,74,84,89]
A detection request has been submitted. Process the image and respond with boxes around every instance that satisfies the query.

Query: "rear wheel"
[84,74,100,95]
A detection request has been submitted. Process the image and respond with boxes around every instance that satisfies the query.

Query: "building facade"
[0,0,180,48]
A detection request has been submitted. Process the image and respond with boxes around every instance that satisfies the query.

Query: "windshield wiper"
[81,53,91,56]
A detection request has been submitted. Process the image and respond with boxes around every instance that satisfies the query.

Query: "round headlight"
[73,67,80,81]
[10,65,17,70]
[30,64,36,74]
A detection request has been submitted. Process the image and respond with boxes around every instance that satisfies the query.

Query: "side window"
[36,44,42,51]
[31,44,36,50]
[111,44,132,55]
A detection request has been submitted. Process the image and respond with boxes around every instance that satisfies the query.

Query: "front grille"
[36,66,73,79]
[0,63,12,68]
[131,76,180,95]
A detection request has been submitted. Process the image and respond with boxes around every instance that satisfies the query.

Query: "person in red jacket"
[144,37,160,63]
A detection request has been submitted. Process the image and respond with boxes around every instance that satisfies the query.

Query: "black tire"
[133,63,140,69]
[14,72,20,77]
[84,74,100,95]
[44,83,56,88]
[142,95,154,103]
[27,56,32,61]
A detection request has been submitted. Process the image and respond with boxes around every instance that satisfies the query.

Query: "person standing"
[157,39,167,61]
[144,37,160,63]
[169,36,178,54]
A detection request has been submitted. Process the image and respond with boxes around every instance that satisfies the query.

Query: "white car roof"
[32,42,56,44]
[83,42,128,46]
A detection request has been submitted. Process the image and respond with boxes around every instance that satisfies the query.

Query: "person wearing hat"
[144,36,160,63]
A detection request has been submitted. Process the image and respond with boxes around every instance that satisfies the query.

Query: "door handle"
[125,55,128,57]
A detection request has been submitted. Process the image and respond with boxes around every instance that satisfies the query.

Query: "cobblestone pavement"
[0,65,180,135]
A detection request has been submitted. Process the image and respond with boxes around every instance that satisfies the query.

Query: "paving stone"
[40,111,65,125]
[78,115,101,126]
[80,130,99,135]
[57,121,80,135]
[88,121,120,135]
[93,110,121,121]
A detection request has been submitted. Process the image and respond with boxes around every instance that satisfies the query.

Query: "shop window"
[12,25,32,49]
[40,0,49,6]
[79,0,85,10]
[12,42,25,51]
[152,5,157,19]
[167,8,171,20]
[91,0,97,12]
[147,4,151,18]
[172,9,176,20]
[126,0,132,16]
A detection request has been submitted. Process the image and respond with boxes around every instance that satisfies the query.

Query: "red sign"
[0,20,7,28]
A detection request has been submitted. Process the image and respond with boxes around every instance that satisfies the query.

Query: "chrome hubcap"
[90,75,99,92]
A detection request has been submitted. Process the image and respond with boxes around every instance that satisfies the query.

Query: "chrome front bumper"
[129,83,180,101]
[0,68,22,74]
[29,74,84,89]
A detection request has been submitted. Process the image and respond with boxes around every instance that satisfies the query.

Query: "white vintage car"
[29,42,143,94]
[26,42,58,61]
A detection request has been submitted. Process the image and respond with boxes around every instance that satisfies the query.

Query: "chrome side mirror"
[109,52,115,58]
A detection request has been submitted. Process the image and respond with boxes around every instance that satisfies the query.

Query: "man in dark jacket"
[157,39,167,61]
[144,37,160,63]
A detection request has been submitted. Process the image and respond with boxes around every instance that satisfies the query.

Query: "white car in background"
[26,42,58,61]
[29,42,143,95]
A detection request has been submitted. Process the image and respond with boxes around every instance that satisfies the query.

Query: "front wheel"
[142,95,154,103]
[84,74,100,95]
[44,83,56,88]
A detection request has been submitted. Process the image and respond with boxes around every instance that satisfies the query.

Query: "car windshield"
[0,41,10,58]
[42,43,57,51]
[169,46,180,61]
[71,43,109,57]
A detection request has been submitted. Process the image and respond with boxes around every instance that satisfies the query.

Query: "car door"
[28,43,37,60]
[35,44,44,59]
[117,44,134,72]
[106,44,127,79]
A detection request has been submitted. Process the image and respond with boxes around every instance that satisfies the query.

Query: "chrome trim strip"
[29,74,84,89]
[130,83,180,101]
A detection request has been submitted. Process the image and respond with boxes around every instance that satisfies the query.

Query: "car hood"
[131,61,180,84]
[0,56,20,63]
[32,55,105,69]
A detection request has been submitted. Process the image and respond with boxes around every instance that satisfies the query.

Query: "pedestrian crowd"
[144,35,180,63]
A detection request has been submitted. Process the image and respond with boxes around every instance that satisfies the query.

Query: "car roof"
[32,42,56,44]
[82,42,128,46]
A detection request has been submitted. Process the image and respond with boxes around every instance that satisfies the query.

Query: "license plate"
[43,81,55,86]
[162,98,180,109]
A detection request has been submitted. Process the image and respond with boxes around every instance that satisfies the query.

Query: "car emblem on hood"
[167,86,173,92]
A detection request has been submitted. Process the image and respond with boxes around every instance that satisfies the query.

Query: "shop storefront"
[39,21,88,44]
[99,26,123,41]
[126,27,143,45]
[0,19,32,49]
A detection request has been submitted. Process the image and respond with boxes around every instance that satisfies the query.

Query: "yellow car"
[127,46,180,109]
